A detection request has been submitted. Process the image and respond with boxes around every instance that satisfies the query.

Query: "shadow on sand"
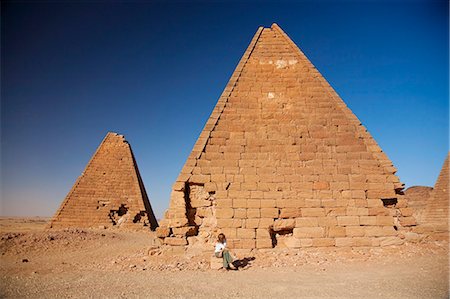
[232,257,256,270]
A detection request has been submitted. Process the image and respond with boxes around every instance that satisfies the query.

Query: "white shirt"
[215,242,226,253]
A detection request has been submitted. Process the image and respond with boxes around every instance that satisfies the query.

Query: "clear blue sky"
[2,1,448,218]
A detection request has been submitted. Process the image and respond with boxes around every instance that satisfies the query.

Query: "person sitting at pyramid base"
[214,233,236,270]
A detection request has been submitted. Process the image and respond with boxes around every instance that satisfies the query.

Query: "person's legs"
[222,250,234,269]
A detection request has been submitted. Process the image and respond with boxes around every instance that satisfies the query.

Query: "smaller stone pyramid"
[48,132,158,230]
[421,153,449,237]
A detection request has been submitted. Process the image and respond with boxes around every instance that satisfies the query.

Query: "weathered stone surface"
[48,132,158,230]
[273,219,295,231]
[210,256,223,270]
[421,154,449,235]
[404,186,433,224]
[172,226,198,237]
[164,237,188,246]
[283,236,301,248]
[378,237,404,247]
[156,227,170,238]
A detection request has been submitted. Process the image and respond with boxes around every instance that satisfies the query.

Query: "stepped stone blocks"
[157,24,414,248]
[420,154,449,238]
[48,132,158,230]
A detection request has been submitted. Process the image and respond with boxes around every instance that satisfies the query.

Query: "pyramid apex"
[271,23,286,34]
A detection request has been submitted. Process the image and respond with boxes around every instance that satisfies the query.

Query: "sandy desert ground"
[0,217,448,299]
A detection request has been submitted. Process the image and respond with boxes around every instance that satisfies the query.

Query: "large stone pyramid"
[421,153,449,236]
[49,132,158,230]
[158,24,414,248]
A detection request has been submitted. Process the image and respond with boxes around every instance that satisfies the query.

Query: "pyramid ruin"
[157,24,415,248]
[49,132,158,230]
[420,153,449,237]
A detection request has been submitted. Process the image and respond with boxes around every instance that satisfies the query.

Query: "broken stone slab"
[210,256,223,270]
[283,236,301,248]
[155,227,171,238]
[379,236,404,247]
[404,232,421,243]
[163,237,187,246]
[273,219,295,231]
[172,226,198,237]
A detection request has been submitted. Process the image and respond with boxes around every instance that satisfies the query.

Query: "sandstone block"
[155,226,170,238]
[260,199,276,208]
[256,228,271,238]
[301,208,325,217]
[237,228,256,239]
[283,237,301,248]
[280,208,301,218]
[335,238,355,247]
[345,226,365,237]
[244,219,260,229]
[399,208,413,217]
[204,182,217,192]
[168,218,188,227]
[247,208,260,218]
[190,199,211,208]
[172,226,198,237]
[210,256,223,270]
[313,181,330,190]
[312,238,335,247]
[337,216,359,226]
[396,197,408,208]
[368,207,390,216]
[164,237,187,246]
[304,199,321,207]
[321,198,338,207]
[273,219,295,231]
[327,226,346,237]
[317,217,337,227]
[261,208,279,218]
[353,237,373,247]
[399,216,416,226]
[325,207,347,216]
[241,239,256,249]
[293,227,324,238]
[364,226,384,237]
[382,226,398,236]
[217,218,242,228]
[215,208,234,218]
[404,232,421,242]
[379,236,404,247]
[295,217,318,227]
[256,238,273,249]
[190,174,211,184]
[196,207,212,218]
[366,189,395,199]
[367,199,383,207]
[234,208,247,219]
[299,238,313,247]
[359,216,377,226]
[258,218,275,228]
[346,207,369,216]
[247,199,261,208]
[376,216,394,226]
[232,198,247,208]
[220,228,237,239]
